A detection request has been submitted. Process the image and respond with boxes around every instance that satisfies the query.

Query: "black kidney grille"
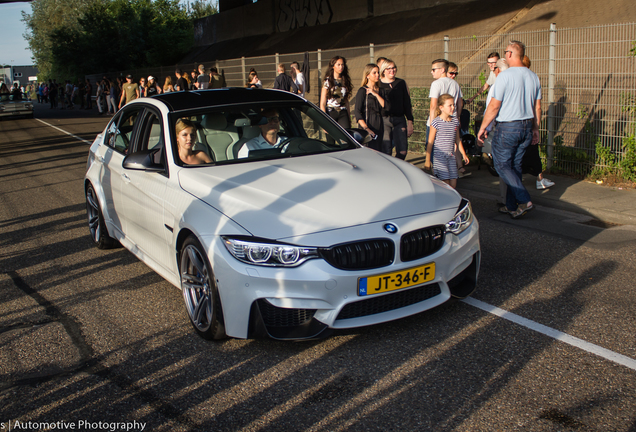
[336,283,441,320]
[400,225,445,262]
[257,299,316,327]
[320,239,394,270]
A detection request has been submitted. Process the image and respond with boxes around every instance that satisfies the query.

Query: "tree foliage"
[22,0,209,80]
[22,0,96,78]
[186,0,219,20]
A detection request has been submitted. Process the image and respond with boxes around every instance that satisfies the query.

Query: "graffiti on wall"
[277,0,333,33]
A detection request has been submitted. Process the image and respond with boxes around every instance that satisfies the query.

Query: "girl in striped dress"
[424,93,469,189]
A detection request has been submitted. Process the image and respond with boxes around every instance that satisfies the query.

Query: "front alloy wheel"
[180,236,226,340]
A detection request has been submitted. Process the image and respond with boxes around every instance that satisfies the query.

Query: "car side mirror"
[123,149,165,172]
[346,128,372,145]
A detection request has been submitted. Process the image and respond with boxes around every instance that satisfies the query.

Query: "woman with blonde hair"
[354,64,387,151]
[163,76,175,93]
[175,119,213,165]
[379,58,414,159]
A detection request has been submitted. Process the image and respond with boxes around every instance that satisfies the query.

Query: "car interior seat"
[197,113,238,162]
[229,125,262,159]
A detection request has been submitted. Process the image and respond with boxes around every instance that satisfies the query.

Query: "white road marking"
[36,118,93,145]
[463,297,636,371]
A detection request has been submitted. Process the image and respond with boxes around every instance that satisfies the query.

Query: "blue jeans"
[491,119,533,211]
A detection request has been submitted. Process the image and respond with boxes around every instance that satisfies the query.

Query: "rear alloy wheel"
[85,183,116,249]
[180,236,226,340]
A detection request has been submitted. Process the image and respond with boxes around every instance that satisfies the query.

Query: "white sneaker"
[536,178,555,189]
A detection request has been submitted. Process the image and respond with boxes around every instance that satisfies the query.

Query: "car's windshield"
[170,103,360,166]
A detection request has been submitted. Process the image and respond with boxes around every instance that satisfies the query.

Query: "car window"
[170,103,358,166]
[105,108,142,155]
[134,111,166,169]
[138,112,164,152]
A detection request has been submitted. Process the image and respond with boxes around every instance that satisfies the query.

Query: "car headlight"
[445,198,473,235]
[223,237,318,267]
[25,103,33,109]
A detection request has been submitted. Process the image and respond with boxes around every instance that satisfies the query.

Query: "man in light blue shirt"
[238,109,284,158]
[477,40,542,219]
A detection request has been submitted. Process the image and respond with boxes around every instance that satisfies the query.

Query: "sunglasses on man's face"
[449,71,458,76]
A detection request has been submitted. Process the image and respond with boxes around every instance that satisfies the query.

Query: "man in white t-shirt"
[427,59,463,142]
[290,62,305,98]
[467,52,499,105]
[238,109,284,158]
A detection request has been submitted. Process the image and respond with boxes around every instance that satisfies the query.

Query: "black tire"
[180,236,226,340]
[85,183,117,249]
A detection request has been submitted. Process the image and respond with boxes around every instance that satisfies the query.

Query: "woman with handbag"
[354,64,387,151]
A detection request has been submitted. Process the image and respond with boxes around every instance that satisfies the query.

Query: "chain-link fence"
[86,22,636,176]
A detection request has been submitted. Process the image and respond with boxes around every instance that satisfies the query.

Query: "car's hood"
[178,148,460,239]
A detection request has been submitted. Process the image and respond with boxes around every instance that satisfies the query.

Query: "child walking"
[424,93,469,189]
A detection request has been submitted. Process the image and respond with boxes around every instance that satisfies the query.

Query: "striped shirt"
[431,116,459,154]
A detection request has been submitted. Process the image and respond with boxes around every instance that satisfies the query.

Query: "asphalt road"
[1,104,635,432]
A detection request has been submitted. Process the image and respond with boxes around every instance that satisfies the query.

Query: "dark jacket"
[273,73,299,94]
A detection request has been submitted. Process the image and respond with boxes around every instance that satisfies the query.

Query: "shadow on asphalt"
[0,106,634,431]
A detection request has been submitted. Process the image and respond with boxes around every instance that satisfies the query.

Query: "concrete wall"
[194,0,476,47]
[195,0,373,46]
[373,0,474,16]
[194,1,274,45]
[274,0,368,33]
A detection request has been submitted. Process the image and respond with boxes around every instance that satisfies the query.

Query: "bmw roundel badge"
[383,223,398,234]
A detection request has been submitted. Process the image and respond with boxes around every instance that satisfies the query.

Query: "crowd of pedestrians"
[24,64,230,116]
[16,43,551,218]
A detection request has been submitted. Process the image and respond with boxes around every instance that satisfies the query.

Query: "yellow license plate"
[358,263,435,296]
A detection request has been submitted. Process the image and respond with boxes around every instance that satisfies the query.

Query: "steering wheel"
[274,136,294,152]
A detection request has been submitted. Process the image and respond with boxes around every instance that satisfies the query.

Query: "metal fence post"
[317,48,322,85]
[444,36,449,60]
[317,49,323,139]
[370,43,374,64]
[546,23,557,170]
[275,53,280,74]
[241,57,245,84]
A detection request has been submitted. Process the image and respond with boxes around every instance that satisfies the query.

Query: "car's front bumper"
[207,211,480,340]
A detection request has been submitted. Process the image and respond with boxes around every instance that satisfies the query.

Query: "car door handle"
[122,173,131,182]
[96,155,105,163]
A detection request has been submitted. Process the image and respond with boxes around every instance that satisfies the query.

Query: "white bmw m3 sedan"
[84,88,480,340]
